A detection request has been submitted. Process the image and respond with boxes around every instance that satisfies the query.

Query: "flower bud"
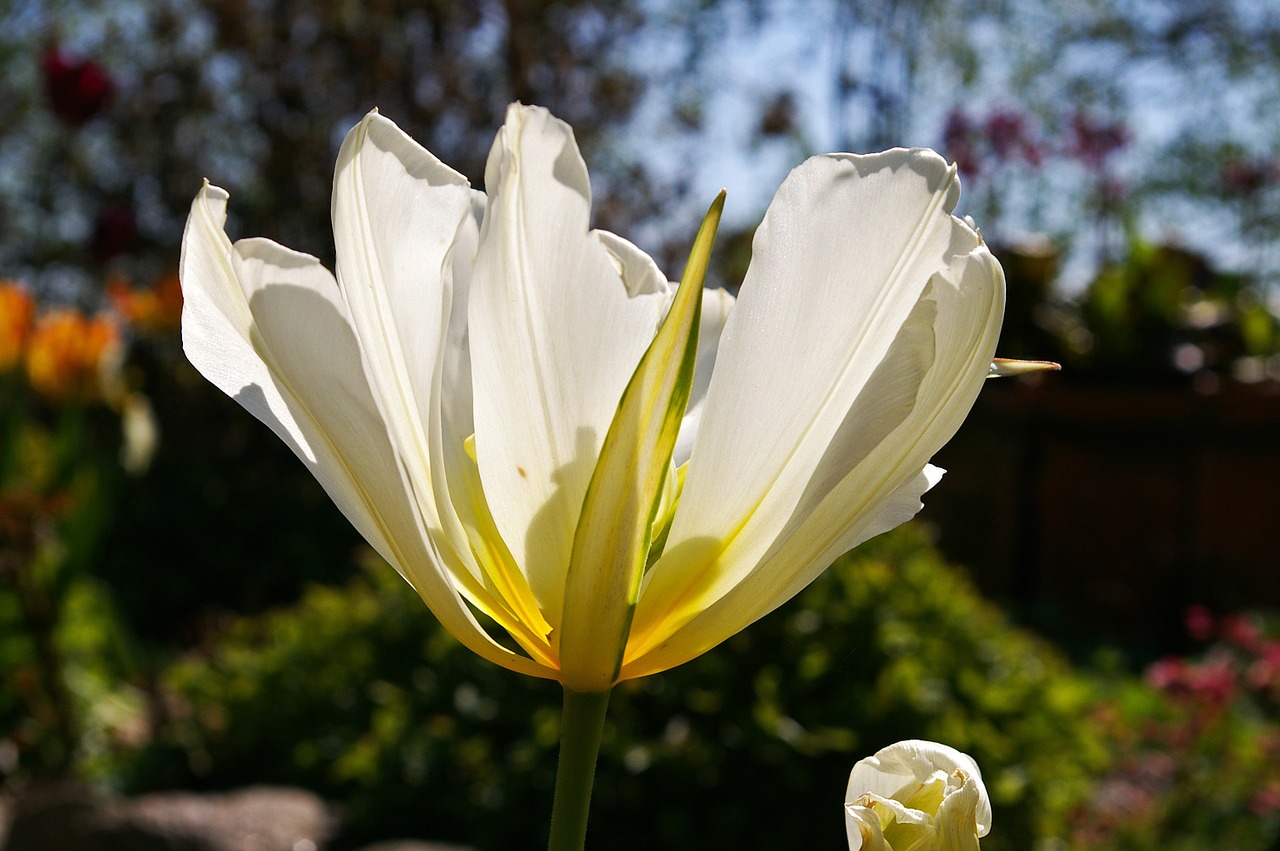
[845,740,991,851]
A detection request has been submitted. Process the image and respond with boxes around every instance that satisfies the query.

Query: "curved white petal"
[467,103,668,629]
[847,740,991,837]
[627,150,989,668]
[845,804,888,851]
[330,112,552,657]
[625,244,1001,676]
[675,286,735,466]
[180,182,549,679]
[935,776,986,850]
[595,229,672,298]
[331,110,468,564]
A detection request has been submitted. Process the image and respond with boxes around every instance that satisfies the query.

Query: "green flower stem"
[547,688,611,851]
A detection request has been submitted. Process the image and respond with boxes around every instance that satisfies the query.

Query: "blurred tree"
[6,0,1280,294]
[0,0,713,297]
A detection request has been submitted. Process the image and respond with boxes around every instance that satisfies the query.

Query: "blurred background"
[3,0,1280,848]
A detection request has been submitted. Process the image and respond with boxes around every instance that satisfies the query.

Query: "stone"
[4,783,334,851]
[356,843,477,851]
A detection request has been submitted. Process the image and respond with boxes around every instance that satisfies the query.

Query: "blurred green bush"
[4,282,1277,847]
[3,276,1278,849]
[130,526,1111,850]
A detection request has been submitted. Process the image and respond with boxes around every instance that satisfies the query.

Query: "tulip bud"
[845,740,991,851]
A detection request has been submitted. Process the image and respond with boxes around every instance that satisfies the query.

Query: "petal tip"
[988,358,1062,379]
[197,180,229,202]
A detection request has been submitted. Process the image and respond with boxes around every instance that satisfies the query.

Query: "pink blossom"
[1220,615,1262,652]
[1184,604,1214,642]
[1068,112,1129,170]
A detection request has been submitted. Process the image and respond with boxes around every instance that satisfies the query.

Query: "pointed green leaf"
[557,192,724,691]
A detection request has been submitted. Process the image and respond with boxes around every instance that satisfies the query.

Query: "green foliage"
[93,375,368,642]
[144,527,1110,850]
[0,391,133,776]
[1001,231,1279,384]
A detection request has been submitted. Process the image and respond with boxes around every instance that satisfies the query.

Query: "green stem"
[547,688,611,851]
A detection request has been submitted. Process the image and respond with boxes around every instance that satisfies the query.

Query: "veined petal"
[332,112,468,572]
[180,182,549,679]
[331,112,551,655]
[731,248,1002,627]
[934,777,985,851]
[627,150,974,667]
[849,741,991,838]
[625,238,1001,677]
[846,804,889,851]
[675,286,735,466]
[468,103,668,630]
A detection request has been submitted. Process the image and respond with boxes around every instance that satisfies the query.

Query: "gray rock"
[4,783,335,851]
[356,843,476,851]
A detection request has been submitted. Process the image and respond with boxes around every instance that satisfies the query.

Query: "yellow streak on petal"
[189,185,551,679]
[458,434,557,667]
[621,520,744,665]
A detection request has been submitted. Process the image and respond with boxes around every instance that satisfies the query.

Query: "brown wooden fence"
[927,380,1280,654]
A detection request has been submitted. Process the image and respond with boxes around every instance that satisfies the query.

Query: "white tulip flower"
[180,103,1006,693]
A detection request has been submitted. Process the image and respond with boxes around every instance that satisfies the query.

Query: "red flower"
[983,109,1041,166]
[1145,656,1187,691]
[91,203,137,261]
[42,46,115,126]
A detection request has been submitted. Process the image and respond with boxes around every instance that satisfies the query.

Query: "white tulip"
[180,103,1005,692]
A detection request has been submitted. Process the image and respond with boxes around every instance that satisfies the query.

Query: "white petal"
[435,190,486,552]
[848,741,991,837]
[626,248,1000,678]
[595,229,672,297]
[180,182,549,679]
[467,103,668,629]
[935,776,986,850]
[627,150,977,666]
[845,803,888,851]
[675,286,735,466]
[627,244,1002,676]
[747,246,1002,591]
[330,113,552,656]
[331,111,468,564]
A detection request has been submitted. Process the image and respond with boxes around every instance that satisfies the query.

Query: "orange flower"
[24,309,121,401]
[0,281,36,370]
[107,273,183,334]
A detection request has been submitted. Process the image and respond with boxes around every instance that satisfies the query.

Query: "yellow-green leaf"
[556,192,725,692]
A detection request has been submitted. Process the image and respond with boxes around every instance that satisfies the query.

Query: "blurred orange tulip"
[0,281,35,371]
[24,309,121,401]
[107,274,183,334]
